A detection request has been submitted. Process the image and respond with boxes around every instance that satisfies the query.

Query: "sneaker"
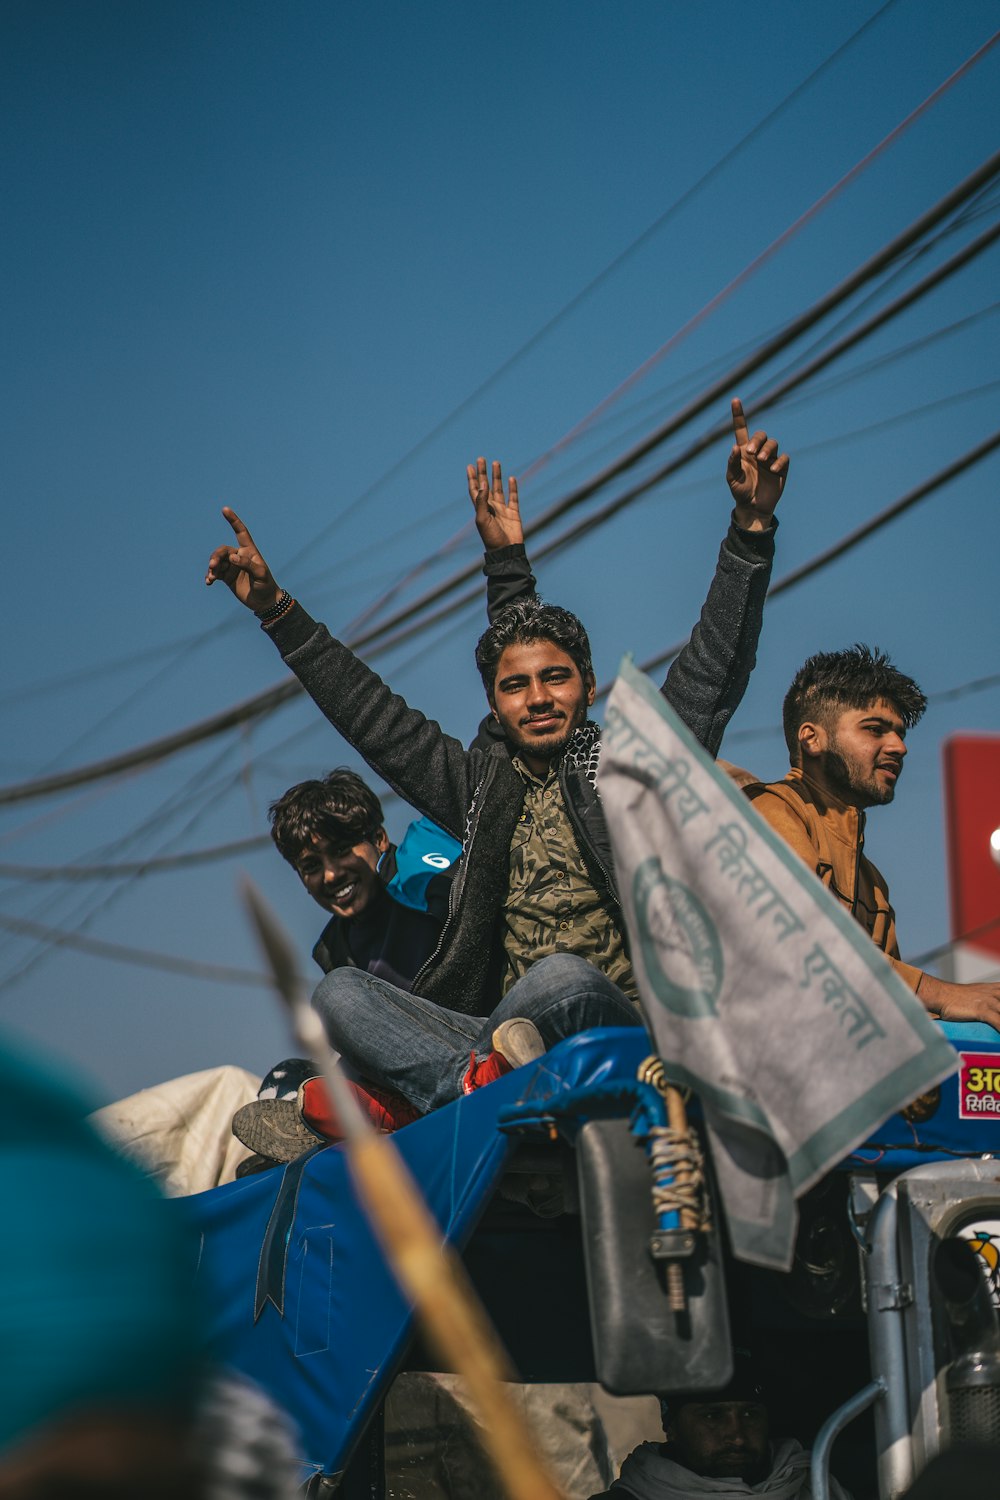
[300,1077,420,1138]
[232,1098,324,1163]
[462,1018,545,1093]
[233,1077,422,1163]
[492,1018,545,1069]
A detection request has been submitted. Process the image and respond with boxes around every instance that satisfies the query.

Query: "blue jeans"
[311,953,643,1113]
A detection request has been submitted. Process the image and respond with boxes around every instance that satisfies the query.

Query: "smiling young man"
[747,645,1000,1029]
[204,399,789,1112]
[269,769,446,990]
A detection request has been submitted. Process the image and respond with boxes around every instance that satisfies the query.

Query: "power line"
[753,178,1000,404]
[2,160,998,811]
[910,915,1000,968]
[314,153,1000,657]
[1,669,995,876]
[727,673,1000,745]
[0,910,299,989]
[521,302,1000,494]
[519,26,1000,484]
[327,104,1000,645]
[0,736,263,992]
[353,221,1000,666]
[5,628,999,890]
[0,5,903,721]
[276,0,907,578]
[618,427,1000,691]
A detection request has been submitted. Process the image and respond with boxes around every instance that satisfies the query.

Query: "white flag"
[599,658,957,1269]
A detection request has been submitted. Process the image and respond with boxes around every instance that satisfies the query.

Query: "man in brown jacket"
[747,644,1000,1030]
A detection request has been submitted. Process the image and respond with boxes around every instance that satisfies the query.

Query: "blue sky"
[2,0,999,1101]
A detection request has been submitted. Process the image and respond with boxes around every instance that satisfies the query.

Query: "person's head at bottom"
[660,1354,769,1486]
[0,1042,205,1499]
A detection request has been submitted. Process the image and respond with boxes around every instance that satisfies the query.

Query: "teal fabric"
[387,814,460,912]
[0,1034,204,1452]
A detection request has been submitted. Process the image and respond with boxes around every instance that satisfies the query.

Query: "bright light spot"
[991,827,1000,869]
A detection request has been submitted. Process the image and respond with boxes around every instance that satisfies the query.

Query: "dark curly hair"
[269,768,384,866]
[782,644,927,764]
[475,598,594,701]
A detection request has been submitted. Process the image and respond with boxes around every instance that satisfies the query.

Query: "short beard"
[823,746,895,808]
[507,719,578,763]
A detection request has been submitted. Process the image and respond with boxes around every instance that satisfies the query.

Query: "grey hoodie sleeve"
[483,542,537,623]
[265,602,476,841]
[661,515,776,757]
[469,543,539,753]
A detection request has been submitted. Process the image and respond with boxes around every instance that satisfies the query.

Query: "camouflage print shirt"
[501,757,638,1001]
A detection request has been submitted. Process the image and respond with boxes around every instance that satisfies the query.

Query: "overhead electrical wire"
[910,916,1000,969]
[0,911,296,989]
[519,27,1000,484]
[518,302,1000,498]
[723,673,1000,746]
[4,463,999,892]
[332,147,1000,651]
[9,12,996,1002]
[743,180,1000,410]
[542,182,1000,483]
[4,663,997,883]
[11,192,993,729]
[0,3,905,726]
[10,342,998,966]
[303,219,1000,668]
[516,216,1000,587]
[276,0,908,580]
[3,159,997,815]
[282,155,1000,665]
[0,734,262,990]
[339,8,978,634]
[618,427,1000,692]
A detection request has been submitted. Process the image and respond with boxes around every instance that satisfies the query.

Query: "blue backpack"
[385,816,461,913]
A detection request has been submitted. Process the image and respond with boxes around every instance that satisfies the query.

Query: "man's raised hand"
[726,398,789,532]
[467,457,523,552]
[205,507,282,613]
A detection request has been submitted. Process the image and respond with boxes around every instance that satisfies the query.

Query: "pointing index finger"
[731,398,750,449]
[222,505,256,548]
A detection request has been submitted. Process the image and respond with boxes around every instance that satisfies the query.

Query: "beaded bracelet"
[256,590,294,628]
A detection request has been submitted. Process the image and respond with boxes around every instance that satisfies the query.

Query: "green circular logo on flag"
[632,857,723,1018]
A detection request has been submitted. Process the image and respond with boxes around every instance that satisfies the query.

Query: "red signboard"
[942,735,1000,963]
[958,1051,1000,1119]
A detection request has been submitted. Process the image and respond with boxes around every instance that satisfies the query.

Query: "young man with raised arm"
[205,399,789,1113]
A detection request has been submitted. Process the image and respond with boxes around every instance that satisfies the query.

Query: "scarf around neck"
[610,1438,851,1500]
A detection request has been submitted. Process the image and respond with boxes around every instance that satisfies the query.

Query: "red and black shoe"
[232,1076,420,1164]
[300,1076,420,1139]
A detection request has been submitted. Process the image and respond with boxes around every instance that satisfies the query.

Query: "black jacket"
[268,521,775,1015]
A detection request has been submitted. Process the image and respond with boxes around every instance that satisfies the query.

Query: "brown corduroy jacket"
[746,766,923,993]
